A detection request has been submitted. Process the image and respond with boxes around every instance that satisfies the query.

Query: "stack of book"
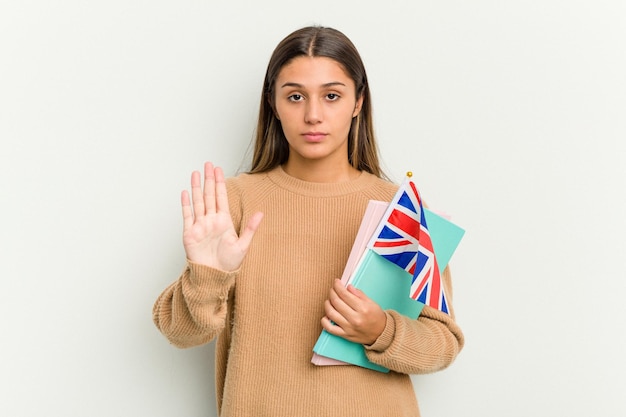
[312,190,464,373]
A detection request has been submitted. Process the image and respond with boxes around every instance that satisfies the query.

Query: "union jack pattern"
[369,177,449,314]
[368,179,421,274]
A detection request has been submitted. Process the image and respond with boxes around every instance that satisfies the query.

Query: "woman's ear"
[353,94,364,118]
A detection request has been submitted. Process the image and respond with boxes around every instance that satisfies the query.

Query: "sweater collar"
[266,165,375,197]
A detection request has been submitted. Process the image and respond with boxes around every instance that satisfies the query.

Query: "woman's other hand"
[321,279,387,345]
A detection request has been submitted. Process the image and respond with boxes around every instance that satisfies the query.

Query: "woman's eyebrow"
[279,81,347,89]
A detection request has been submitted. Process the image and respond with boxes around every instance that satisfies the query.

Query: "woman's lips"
[303,132,327,142]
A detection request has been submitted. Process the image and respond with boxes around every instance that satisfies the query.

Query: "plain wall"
[1,1,625,416]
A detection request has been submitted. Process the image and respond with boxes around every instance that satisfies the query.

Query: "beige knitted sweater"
[153,166,464,417]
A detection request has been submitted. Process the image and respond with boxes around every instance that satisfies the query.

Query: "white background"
[1,1,625,416]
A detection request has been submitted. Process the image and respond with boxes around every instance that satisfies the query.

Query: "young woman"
[153,26,464,417]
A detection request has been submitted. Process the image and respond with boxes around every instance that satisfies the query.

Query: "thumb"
[237,211,264,250]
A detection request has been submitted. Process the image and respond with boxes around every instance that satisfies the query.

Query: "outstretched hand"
[321,279,387,345]
[181,162,263,271]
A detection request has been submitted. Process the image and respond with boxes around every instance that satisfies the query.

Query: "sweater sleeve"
[363,266,465,374]
[152,261,237,348]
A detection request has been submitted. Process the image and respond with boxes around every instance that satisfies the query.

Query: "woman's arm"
[152,162,262,348]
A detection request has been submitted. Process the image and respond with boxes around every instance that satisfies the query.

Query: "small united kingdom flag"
[368,174,449,314]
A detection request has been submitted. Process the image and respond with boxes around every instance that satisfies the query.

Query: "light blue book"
[312,204,464,373]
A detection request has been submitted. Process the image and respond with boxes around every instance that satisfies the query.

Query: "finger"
[328,286,351,316]
[321,315,346,337]
[237,212,264,250]
[345,285,380,318]
[325,293,353,327]
[346,284,369,301]
[323,300,349,329]
[190,170,205,218]
[332,279,361,311]
[181,190,193,230]
[213,166,229,214]
[203,162,217,214]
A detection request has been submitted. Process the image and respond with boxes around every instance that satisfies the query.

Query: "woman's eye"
[327,93,339,101]
[288,94,303,102]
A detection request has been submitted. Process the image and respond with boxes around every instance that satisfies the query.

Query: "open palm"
[181,162,263,271]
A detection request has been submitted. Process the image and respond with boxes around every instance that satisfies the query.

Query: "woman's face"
[274,56,363,169]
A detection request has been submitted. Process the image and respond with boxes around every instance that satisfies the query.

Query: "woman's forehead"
[277,56,353,88]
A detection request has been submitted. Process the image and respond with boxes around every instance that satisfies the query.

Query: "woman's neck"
[282,159,360,183]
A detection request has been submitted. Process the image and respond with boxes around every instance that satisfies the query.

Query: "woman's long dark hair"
[249,26,385,178]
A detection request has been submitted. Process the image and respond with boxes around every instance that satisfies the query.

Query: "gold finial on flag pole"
[406,171,413,178]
